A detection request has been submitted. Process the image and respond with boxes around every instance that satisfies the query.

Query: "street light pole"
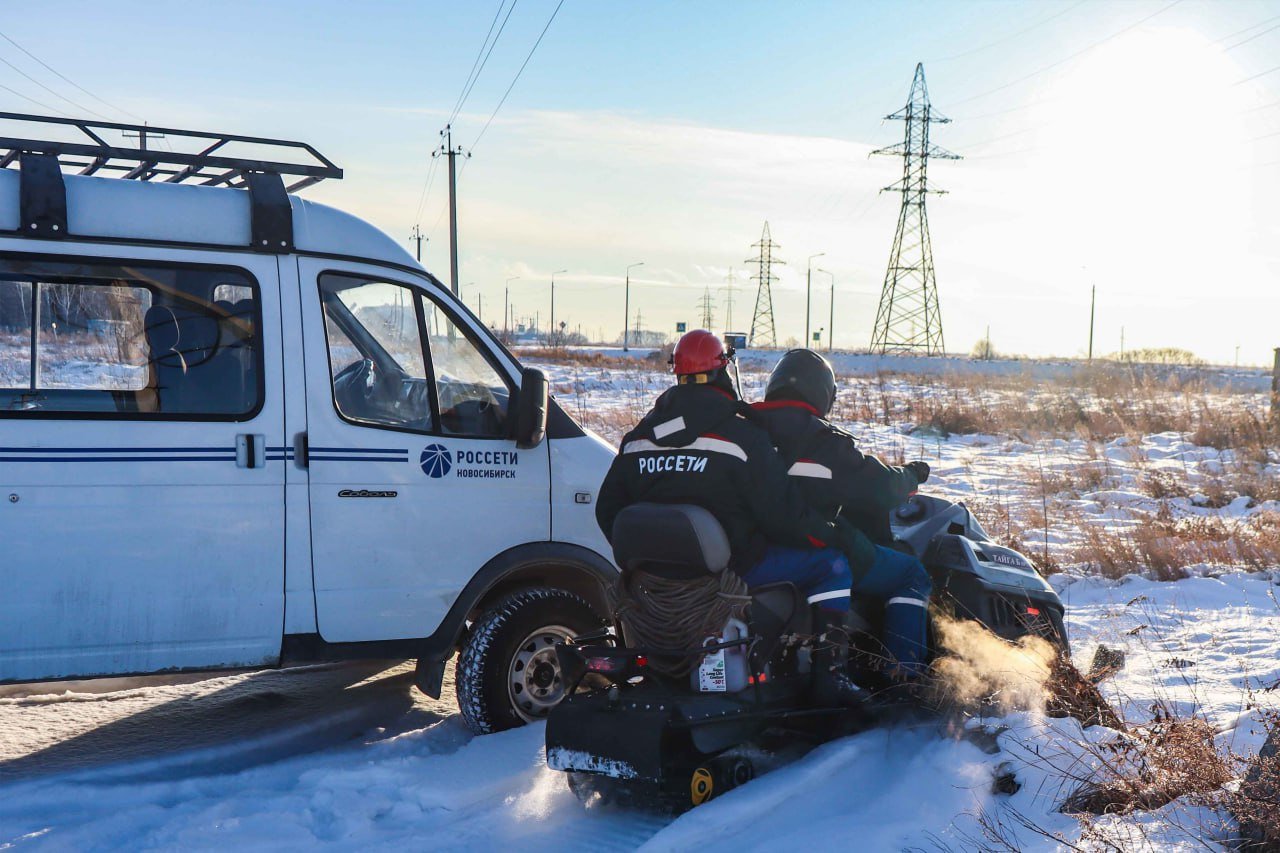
[550,269,567,346]
[624,261,644,351]
[805,252,825,347]
[818,268,834,352]
[504,276,520,340]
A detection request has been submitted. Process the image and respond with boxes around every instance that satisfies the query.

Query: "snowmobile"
[544,493,1067,811]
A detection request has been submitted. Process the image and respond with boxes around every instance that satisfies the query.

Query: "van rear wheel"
[456,587,600,735]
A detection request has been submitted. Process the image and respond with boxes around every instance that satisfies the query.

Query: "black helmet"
[765,349,837,416]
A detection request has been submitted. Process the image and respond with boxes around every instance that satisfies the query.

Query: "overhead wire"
[468,0,566,154]
[1235,64,1280,86]
[450,0,521,126]
[448,1,510,124]
[0,51,111,120]
[0,80,72,117]
[1222,20,1280,51]
[0,29,143,121]
[930,1,1088,64]
[948,0,1184,108]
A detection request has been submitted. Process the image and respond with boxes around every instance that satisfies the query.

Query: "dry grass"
[831,367,1274,452]
[1060,713,1233,816]
[1069,512,1280,580]
[1226,713,1280,848]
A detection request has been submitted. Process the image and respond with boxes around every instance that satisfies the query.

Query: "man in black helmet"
[750,348,933,680]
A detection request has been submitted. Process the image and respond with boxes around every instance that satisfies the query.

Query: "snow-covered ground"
[1,574,1274,851]
[1,359,1276,850]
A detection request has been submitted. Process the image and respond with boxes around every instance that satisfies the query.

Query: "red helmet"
[672,329,728,376]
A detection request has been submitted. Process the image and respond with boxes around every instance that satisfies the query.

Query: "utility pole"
[624,261,644,351]
[504,276,519,340]
[1088,284,1096,363]
[1120,326,1125,359]
[805,253,825,348]
[818,268,834,352]
[870,63,958,356]
[409,224,426,263]
[433,124,469,298]
[550,269,567,347]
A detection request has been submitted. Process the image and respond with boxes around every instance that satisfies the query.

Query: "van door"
[0,252,285,681]
[298,259,550,642]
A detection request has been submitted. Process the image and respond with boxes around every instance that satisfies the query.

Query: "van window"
[0,259,262,418]
[423,293,511,438]
[319,274,432,432]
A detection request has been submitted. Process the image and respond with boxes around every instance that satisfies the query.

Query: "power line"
[0,80,71,117]
[948,0,1184,108]
[449,1,510,122]
[931,1,1087,64]
[1235,63,1280,86]
[1223,20,1280,51]
[0,29,142,121]
[451,0,521,125]
[469,0,566,153]
[0,51,110,119]
[415,3,516,235]
[1215,12,1280,46]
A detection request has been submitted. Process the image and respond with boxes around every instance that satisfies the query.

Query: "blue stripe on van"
[307,450,407,458]
[308,447,407,454]
[0,455,238,462]
[0,446,233,453]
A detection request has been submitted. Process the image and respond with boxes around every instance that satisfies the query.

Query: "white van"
[0,114,618,733]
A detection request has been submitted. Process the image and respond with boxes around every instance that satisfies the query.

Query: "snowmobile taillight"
[748,672,768,685]
[587,656,625,674]
[635,655,648,668]
[1026,607,1041,617]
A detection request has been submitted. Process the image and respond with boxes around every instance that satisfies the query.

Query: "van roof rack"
[0,111,342,192]
[1,113,344,253]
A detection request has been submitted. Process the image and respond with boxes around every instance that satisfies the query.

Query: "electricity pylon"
[747,222,783,348]
[869,63,959,356]
[697,286,716,330]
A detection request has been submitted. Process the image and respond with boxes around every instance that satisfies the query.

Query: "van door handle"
[293,431,309,469]
[236,434,266,469]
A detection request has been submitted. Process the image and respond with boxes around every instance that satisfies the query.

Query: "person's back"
[597,381,814,572]
[750,349,933,682]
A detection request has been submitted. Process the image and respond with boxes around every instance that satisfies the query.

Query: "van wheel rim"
[509,624,574,723]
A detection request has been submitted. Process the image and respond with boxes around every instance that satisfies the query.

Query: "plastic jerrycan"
[692,618,750,693]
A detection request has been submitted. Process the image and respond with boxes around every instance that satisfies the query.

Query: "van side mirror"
[515,367,549,449]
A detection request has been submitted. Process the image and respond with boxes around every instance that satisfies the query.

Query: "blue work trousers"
[742,546,853,613]
[854,546,932,675]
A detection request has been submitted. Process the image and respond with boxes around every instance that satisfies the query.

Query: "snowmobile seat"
[611,503,731,581]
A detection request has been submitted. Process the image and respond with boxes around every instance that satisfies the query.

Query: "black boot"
[810,611,866,708]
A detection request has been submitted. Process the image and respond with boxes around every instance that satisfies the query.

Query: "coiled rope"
[610,569,752,678]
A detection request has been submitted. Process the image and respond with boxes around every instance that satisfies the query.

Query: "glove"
[906,461,930,484]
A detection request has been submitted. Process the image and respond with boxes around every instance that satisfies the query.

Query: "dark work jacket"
[749,400,921,546]
[595,384,874,575]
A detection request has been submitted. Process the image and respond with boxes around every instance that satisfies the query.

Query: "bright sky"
[12,0,1280,362]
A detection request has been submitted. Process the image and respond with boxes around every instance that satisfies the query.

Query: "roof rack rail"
[0,113,344,253]
[0,111,342,192]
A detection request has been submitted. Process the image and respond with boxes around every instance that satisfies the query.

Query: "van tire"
[456,587,600,735]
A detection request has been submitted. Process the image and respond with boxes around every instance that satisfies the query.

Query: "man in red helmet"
[595,331,876,699]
